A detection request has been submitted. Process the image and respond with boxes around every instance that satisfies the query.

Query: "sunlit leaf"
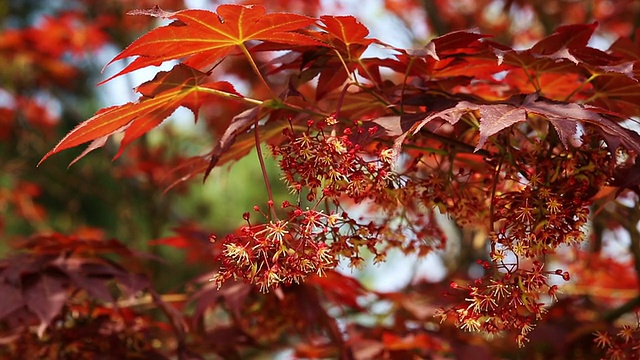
[103,4,323,81]
[39,64,242,165]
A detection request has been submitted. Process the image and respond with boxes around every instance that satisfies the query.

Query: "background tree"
[2,1,640,359]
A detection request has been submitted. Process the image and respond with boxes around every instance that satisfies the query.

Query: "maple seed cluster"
[212,202,335,292]
[212,118,450,291]
[438,261,569,347]
[213,198,400,291]
[437,129,616,345]
[491,132,614,259]
[594,319,640,360]
[273,118,445,258]
[271,118,397,204]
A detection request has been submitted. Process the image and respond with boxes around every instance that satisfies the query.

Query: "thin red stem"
[254,118,278,220]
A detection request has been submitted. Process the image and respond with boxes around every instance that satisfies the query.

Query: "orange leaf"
[309,16,375,99]
[103,4,323,81]
[319,15,372,53]
[39,64,241,166]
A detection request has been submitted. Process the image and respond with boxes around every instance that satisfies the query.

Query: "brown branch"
[603,295,640,323]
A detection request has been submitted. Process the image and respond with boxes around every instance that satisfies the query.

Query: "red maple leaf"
[39,64,242,165]
[103,4,323,81]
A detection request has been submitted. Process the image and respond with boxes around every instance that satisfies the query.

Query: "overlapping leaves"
[25,2,640,357]
[0,234,151,337]
[380,93,640,155]
[40,5,640,187]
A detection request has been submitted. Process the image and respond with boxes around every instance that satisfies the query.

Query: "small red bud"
[243,212,250,220]
[562,272,570,281]
[267,200,274,208]
[253,205,260,211]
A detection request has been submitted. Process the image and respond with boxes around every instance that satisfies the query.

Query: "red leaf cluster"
[11,1,640,358]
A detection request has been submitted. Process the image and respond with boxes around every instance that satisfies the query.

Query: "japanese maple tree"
[4,1,640,359]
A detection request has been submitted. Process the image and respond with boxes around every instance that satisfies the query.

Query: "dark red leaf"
[476,104,526,150]
[418,30,490,59]
[204,107,260,179]
[192,282,252,327]
[0,282,23,321]
[530,23,597,60]
[56,258,117,302]
[520,94,640,153]
[23,272,69,336]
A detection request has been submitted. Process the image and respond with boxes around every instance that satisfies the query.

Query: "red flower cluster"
[212,202,337,292]
[594,319,640,360]
[438,261,569,347]
[491,130,614,259]
[271,118,399,204]
[213,118,449,291]
[435,128,618,345]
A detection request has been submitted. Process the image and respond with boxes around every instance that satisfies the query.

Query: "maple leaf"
[476,104,526,149]
[519,94,640,153]
[0,234,155,339]
[39,64,242,166]
[192,281,252,328]
[478,94,640,153]
[103,4,323,81]
[204,107,260,178]
[588,73,640,117]
[307,271,368,310]
[415,29,490,61]
[23,272,69,337]
[377,93,640,155]
[380,31,496,89]
[291,15,376,99]
[160,120,288,190]
[383,100,481,155]
[530,23,598,64]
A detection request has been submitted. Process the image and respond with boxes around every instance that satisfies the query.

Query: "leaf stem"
[489,153,505,260]
[564,73,598,102]
[400,56,416,114]
[254,117,278,220]
[277,101,329,118]
[240,44,278,99]
[198,86,264,106]
[603,295,640,323]
[334,49,359,86]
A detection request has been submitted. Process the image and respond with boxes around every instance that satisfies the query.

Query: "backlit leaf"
[476,104,526,150]
[204,107,260,178]
[104,4,323,81]
[39,64,242,166]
